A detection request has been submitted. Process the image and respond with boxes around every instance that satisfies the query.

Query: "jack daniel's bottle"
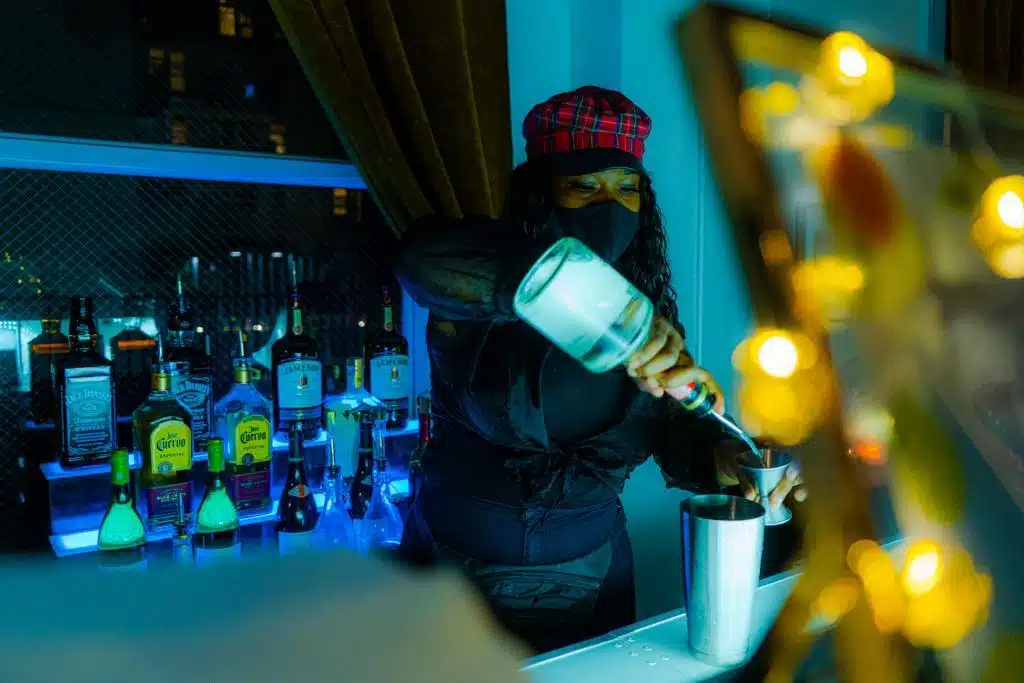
[56,296,116,468]
[271,270,323,440]
[166,276,214,453]
[366,287,410,430]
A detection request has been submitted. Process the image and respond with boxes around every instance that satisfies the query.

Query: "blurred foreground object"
[0,552,530,683]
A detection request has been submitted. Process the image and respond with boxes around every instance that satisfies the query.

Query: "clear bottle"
[166,276,214,453]
[277,424,319,555]
[325,356,375,481]
[56,295,117,468]
[193,438,242,566]
[171,492,194,567]
[215,332,273,515]
[366,287,411,430]
[513,236,654,373]
[134,341,194,531]
[97,448,147,571]
[408,392,432,502]
[357,414,403,554]
[318,410,357,550]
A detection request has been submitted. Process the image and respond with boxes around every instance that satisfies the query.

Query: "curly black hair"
[504,160,680,324]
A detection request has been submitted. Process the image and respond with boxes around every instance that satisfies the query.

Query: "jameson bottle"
[56,295,117,468]
[29,296,69,424]
[271,275,323,440]
[193,438,241,566]
[366,286,410,430]
[166,276,214,453]
[97,448,147,570]
[134,344,194,531]
[215,331,273,514]
[276,424,318,555]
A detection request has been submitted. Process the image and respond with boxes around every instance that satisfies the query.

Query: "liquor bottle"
[193,438,241,566]
[409,392,432,502]
[97,448,147,570]
[134,341,194,531]
[366,287,411,430]
[349,409,377,521]
[112,295,156,417]
[318,410,357,550]
[171,493,194,567]
[325,357,376,478]
[56,295,117,468]
[166,276,214,453]
[28,298,69,424]
[271,274,324,440]
[215,331,273,514]
[277,424,319,555]
[357,413,403,553]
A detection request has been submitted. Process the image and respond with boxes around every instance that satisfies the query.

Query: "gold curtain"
[948,0,1024,93]
[269,0,512,235]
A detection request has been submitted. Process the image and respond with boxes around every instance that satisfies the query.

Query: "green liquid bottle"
[193,438,241,566]
[97,448,147,570]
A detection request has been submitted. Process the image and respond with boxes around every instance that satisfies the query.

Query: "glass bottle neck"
[151,371,170,392]
[382,305,393,333]
[110,482,132,505]
[233,363,251,385]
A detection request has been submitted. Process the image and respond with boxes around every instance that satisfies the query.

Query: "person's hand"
[626,316,725,415]
[713,441,808,507]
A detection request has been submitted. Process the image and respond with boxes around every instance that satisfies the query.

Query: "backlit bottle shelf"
[38,417,420,482]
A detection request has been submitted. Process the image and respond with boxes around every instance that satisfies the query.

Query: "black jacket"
[396,214,734,509]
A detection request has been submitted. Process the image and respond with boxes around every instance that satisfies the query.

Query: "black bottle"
[276,424,319,554]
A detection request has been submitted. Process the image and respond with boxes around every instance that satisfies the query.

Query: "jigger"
[738,449,794,526]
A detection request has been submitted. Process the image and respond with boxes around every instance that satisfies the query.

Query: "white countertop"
[522,538,903,683]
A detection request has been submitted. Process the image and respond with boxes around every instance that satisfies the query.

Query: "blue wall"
[491,0,944,620]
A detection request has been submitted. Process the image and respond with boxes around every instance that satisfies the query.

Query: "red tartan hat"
[522,86,652,173]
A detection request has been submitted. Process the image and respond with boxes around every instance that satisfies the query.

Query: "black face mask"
[551,202,640,264]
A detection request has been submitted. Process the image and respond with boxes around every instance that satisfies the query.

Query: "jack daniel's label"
[277,359,323,419]
[168,365,212,448]
[63,372,115,458]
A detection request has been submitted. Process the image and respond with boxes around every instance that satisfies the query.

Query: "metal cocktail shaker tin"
[681,494,766,667]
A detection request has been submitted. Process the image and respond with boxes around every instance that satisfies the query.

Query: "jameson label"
[149,419,193,475]
[63,373,115,458]
[228,470,271,506]
[276,359,323,419]
[169,368,212,448]
[145,481,191,528]
[369,354,410,402]
[233,415,271,465]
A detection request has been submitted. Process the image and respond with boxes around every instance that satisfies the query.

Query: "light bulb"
[996,191,1024,229]
[903,541,942,597]
[756,334,799,378]
[837,46,868,79]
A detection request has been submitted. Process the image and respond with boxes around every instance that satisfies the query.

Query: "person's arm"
[395,214,552,322]
[647,397,743,493]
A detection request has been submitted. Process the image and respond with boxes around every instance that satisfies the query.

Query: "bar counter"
[522,538,904,683]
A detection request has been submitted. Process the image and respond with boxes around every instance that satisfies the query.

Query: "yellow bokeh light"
[756,334,799,378]
[762,81,801,117]
[837,46,868,79]
[903,541,942,597]
[996,190,1024,229]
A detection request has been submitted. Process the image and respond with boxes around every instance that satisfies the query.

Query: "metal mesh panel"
[0,0,345,159]
[0,171,395,553]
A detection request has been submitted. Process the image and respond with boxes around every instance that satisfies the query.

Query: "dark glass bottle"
[56,296,117,468]
[29,299,69,424]
[134,352,193,531]
[366,286,410,430]
[271,288,323,440]
[193,438,241,565]
[348,410,377,520]
[166,277,214,453]
[97,448,147,570]
[112,295,156,417]
[276,424,319,555]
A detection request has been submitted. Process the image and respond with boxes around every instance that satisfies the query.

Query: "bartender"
[395,86,803,653]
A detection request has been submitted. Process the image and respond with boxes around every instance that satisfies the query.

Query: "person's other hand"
[713,441,807,507]
[626,317,725,415]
